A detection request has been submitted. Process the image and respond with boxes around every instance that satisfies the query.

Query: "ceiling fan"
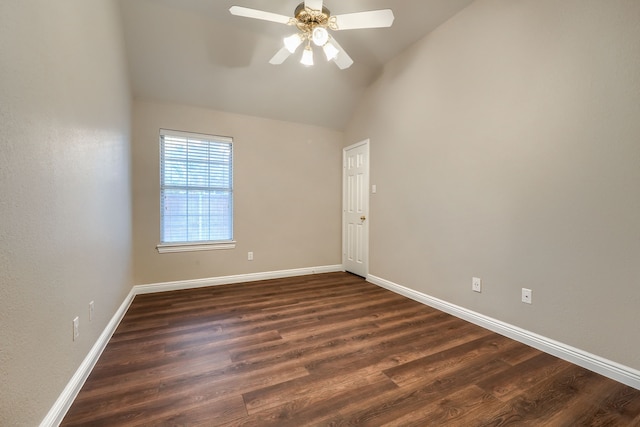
[229,1,394,69]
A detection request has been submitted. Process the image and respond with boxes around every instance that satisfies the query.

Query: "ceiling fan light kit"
[229,1,394,70]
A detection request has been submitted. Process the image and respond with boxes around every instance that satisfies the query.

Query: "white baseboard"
[134,264,345,294]
[40,264,344,426]
[39,288,136,427]
[367,274,640,391]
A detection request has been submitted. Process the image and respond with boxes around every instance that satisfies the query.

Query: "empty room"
[1,0,639,425]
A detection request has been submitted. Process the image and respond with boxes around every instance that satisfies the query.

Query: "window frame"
[156,129,235,254]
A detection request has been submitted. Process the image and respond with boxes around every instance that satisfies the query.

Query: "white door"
[343,140,369,277]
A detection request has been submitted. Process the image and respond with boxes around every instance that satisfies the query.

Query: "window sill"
[156,241,236,254]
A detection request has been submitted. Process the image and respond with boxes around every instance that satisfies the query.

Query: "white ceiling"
[118,0,474,129]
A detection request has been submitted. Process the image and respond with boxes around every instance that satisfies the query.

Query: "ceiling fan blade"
[332,9,395,30]
[327,37,353,70]
[229,6,291,25]
[269,47,292,65]
[304,0,323,11]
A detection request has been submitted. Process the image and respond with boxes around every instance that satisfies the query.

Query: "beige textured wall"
[0,1,133,425]
[132,101,343,285]
[346,0,640,370]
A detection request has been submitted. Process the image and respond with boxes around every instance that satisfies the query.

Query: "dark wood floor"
[62,272,640,426]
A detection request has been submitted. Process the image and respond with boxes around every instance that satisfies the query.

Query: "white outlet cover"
[522,288,532,304]
[472,277,482,293]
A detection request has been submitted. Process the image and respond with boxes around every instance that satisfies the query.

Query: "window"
[157,129,234,253]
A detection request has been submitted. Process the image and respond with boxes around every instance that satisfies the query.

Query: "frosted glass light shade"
[312,27,329,46]
[284,33,303,53]
[300,46,314,66]
[323,40,339,61]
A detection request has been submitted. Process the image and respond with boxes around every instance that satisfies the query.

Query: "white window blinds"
[160,129,233,244]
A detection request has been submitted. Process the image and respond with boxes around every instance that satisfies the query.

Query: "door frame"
[342,139,370,277]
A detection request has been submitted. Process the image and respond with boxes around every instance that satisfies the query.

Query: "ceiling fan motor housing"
[294,2,331,28]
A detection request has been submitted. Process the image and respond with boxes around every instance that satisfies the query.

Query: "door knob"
[360,215,366,221]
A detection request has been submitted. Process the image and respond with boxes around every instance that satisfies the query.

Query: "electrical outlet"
[89,301,94,321]
[472,277,482,293]
[248,251,254,261]
[73,317,79,341]
[522,288,532,304]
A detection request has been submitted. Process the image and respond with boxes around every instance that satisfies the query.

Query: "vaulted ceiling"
[118,0,474,129]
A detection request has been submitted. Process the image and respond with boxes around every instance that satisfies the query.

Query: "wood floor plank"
[469,364,606,426]
[338,358,512,426]
[476,351,569,401]
[383,333,520,388]
[243,367,394,414]
[303,317,491,377]
[379,385,499,427]
[61,272,640,426]
[545,380,640,426]
[221,378,399,427]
